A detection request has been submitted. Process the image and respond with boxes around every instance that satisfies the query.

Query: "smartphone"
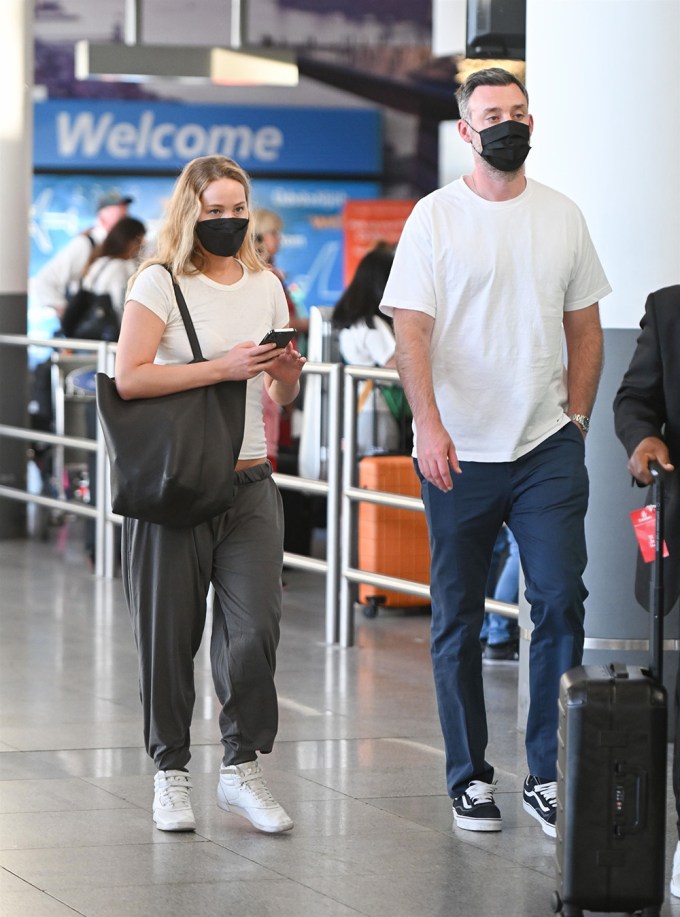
[260,328,296,348]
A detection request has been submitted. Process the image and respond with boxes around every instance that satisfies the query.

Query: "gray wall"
[0,293,28,538]
[519,327,678,734]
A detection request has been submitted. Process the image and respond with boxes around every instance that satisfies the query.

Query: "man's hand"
[628,436,674,484]
[417,418,461,492]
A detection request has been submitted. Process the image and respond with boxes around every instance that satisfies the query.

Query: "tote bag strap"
[162,265,205,364]
[85,257,111,290]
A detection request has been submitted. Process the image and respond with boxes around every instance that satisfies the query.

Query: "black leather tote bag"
[96,271,246,527]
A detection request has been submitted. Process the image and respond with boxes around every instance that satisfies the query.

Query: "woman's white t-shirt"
[127,262,289,460]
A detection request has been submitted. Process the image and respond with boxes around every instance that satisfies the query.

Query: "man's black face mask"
[467,120,531,173]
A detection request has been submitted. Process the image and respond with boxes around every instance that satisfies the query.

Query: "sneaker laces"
[235,763,278,807]
[534,780,557,806]
[157,773,192,810]
[466,780,497,804]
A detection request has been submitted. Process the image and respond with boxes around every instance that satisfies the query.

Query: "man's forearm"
[564,306,604,417]
[393,312,439,426]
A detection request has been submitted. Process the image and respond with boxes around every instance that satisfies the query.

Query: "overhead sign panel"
[33,100,382,175]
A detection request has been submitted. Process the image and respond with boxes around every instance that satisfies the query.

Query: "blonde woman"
[253,207,308,335]
[115,155,305,835]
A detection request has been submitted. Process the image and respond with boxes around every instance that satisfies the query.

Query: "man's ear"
[457,119,473,144]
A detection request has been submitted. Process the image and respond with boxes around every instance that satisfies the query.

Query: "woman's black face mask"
[467,120,531,173]
[196,217,249,257]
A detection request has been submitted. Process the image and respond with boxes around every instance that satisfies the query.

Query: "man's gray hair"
[455,67,529,122]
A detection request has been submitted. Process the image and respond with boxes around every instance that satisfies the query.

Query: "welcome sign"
[33,100,382,175]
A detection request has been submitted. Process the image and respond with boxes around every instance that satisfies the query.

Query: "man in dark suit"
[613,283,680,898]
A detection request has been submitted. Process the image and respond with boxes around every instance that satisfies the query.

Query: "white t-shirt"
[338,315,396,368]
[381,178,612,462]
[82,256,137,317]
[127,262,289,460]
[31,225,106,313]
[339,316,399,453]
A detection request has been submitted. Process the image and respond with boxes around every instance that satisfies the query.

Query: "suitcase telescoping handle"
[648,461,665,682]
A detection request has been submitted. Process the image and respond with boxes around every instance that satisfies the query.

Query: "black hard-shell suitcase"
[553,464,668,917]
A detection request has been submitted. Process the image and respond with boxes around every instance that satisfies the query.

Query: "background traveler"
[61,216,146,565]
[481,527,520,662]
[380,67,610,837]
[332,242,408,456]
[60,216,146,341]
[253,207,308,339]
[253,207,307,468]
[77,216,146,320]
[114,155,305,835]
[32,190,133,320]
[613,284,680,898]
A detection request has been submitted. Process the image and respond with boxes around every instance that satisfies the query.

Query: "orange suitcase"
[357,455,431,612]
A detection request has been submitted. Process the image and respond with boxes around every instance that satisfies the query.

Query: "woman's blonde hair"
[134,155,264,281]
[252,208,283,237]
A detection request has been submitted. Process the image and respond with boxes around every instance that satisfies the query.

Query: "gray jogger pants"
[122,462,284,771]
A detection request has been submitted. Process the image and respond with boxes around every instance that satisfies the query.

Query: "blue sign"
[28,173,379,347]
[33,100,382,175]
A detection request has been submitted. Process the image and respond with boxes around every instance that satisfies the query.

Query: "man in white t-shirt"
[32,190,133,319]
[381,68,611,837]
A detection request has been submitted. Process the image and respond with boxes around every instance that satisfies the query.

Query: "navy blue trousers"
[417,423,589,797]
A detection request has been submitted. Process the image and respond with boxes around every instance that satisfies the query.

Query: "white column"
[433,0,471,185]
[522,1,680,725]
[432,0,467,56]
[0,0,32,295]
[526,0,680,329]
[0,0,33,537]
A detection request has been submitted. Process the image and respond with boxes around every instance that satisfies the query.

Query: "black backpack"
[61,256,120,342]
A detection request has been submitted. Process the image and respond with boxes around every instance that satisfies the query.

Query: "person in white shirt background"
[78,216,146,321]
[332,242,403,456]
[32,190,133,320]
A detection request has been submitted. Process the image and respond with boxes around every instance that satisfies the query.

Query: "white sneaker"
[671,840,680,898]
[153,770,196,832]
[217,760,293,833]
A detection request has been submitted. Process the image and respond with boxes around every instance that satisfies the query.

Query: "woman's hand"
[215,341,289,381]
[264,344,306,404]
[265,343,306,387]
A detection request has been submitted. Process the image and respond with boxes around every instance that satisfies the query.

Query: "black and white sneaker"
[522,775,557,837]
[452,780,502,832]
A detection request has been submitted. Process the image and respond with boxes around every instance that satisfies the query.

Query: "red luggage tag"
[629,504,670,563]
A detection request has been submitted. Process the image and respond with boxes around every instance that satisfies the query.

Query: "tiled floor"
[1,524,679,916]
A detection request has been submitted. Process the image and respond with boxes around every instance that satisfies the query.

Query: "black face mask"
[469,120,531,173]
[196,217,249,257]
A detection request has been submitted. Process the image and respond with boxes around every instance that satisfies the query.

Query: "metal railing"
[0,335,113,574]
[274,361,343,645]
[0,335,346,644]
[338,364,517,648]
[0,334,517,647]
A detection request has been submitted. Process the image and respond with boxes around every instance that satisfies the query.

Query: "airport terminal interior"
[1,523,679,917]
[2,2,680,916]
